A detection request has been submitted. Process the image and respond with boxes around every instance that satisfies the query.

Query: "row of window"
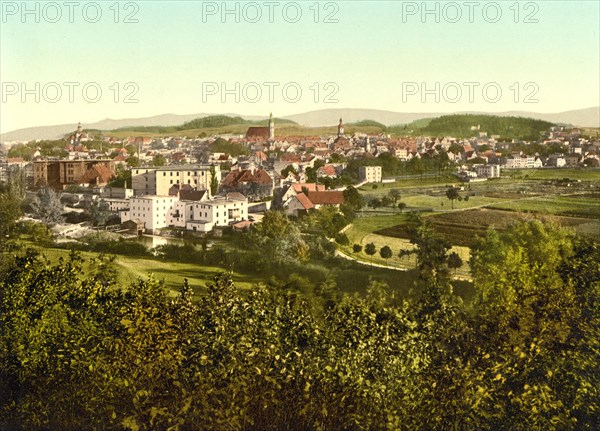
[162,171,206,177]
[169,179,198,185]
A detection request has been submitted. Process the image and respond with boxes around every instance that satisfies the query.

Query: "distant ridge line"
[2,107,598,142]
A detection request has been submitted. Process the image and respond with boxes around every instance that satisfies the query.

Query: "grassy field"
[376,208,599,244]
[12,239,432,302]
[360,190,514,214]
[343,197,599,275]
[342,214,415,266]
[19,244,261,300]
[340,214,471,276]
[359,176,457,193]
[402,194,507,211]
[504,168,600,181]
[489,194,600,218]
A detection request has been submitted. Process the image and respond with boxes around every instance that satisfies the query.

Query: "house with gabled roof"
[306,190,345,209]
[220,167,273,200]
[284,192,315,217]
[281,182,326,202]
[317,164,338,179]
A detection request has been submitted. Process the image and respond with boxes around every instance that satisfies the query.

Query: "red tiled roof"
[295,193,315,210]
[307,191,344,206]
[246,127,270,140]
[78,164,114,185]
[180,189,207,201]
[280,153,301,163]
[291,183,326,193]
[226,192,247,201]
[318,165,337,177]
[222,168,273,187]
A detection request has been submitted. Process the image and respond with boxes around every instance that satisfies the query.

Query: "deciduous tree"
[30,187,64,226]
[379,245,392,259]
[364,242,376,255]
[446,186,460,209]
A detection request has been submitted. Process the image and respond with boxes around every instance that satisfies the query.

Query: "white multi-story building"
[394,148,409,160]
[120,196,178,234]
[120,193,249,234]
[183,195,248,233]
[103,198,131,212]
[131,164,219,197]
[475,164,501,178]
[359,166,382,183]
[504,156,536,169]
[548,155,567,167]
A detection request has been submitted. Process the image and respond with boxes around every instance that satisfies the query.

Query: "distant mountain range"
[2,107,598,143]
[282,107,600,129]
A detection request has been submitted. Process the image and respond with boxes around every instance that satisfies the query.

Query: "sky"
[1,0,599,133]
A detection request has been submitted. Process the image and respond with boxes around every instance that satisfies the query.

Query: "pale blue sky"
[1,0,598,133]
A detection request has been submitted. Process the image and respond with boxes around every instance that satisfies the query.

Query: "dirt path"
[335,248,409,272]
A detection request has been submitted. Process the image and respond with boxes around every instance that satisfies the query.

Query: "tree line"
[392,114,554,141]
[0,220,598,430]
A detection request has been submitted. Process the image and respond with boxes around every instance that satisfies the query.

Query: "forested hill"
[390,114,555,140]
[111,115,297,134]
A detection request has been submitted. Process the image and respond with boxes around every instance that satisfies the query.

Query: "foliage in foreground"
[0,221,598,430]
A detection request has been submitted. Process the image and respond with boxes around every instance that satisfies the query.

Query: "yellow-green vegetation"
[113,255,260,297]
[341,214,470,276]
[3,221,596,430]
[21,243,259,298]
[400,114,554,140]
[346,169,600,271]
[507,168,600,181]
[402,194,504,210]
[341,214,411,264]
[489,194,600,218]
[358,176,457,192]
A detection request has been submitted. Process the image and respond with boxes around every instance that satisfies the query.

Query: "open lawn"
[344,214,412,245]
[344,201,600,276]
[376,208,600,247]
[19,244,261,300]
[489,194,600,219]
[359,193,512,214]
[504,168,600,181]
[341,214,471,277]
[359,176,457,193]
[402,194,507,211]
[11,239,434,302]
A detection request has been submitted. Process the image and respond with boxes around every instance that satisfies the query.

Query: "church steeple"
[269,112,275,140]
[338,118,344,137]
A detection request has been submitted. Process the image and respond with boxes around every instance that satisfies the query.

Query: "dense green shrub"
[0,222,597,430]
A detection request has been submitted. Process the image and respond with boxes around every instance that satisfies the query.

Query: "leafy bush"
[1,222,597,431]
[379,245,393,259]
[335,233,349,245]
[364,242,377,255]
[153,243,202,263]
